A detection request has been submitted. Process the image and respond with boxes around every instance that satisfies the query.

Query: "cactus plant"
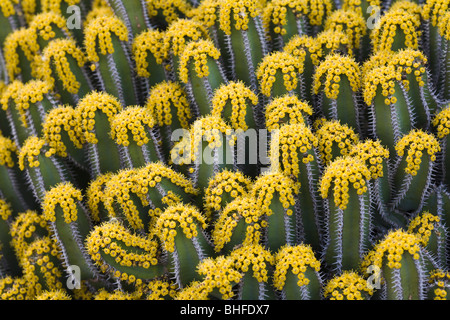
[2,0,450,302]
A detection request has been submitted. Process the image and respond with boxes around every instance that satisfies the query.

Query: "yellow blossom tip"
[84,15,129,62]
[219,0,263,35]
[349,139,389,180]
[178,39,221,83]
[133,29,166,78]
[211,81,258,131]
[324,271,373,300]
[0,135,18,168]
[36,38,87,94]
[315,120,360,164]
[42,182,83,224]
[146,81,192,128]
[251,170,300,216]
[154,204,208,252]
[110,106,156,147]
[256,51,304,97]
[18,136,56,171]
[362,229,422,271]
[395,129,440,176]
[265,94,313,131]
[313,53,361,98]
[319,156,371,209]
[273,244,321,290]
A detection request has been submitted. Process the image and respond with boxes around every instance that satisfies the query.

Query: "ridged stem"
[273,244,323,300]
[320,156,372,273]
[154,204,213,288]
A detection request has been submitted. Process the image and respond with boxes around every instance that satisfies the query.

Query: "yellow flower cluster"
[41,0,81,15]
[0,80,23,112]
[9,210,50,261]
[211,81,258,131]
[145,0,193,26]
[273,244,321,290]
[262,0,308,35]
[349,139,389,180]
[304,0,333,26]
[204,169,252,218]
[270,123,318,177]
[313,53,361,99]
[172,115,235,165]
[283,35,321,66]
[407,211,440,246]
[256,51,304,97]
[324,9,366,50]
[3,28,39,80]
[251,170,300,217]
[36,289,72,300]
[18,136,56,171]
[319,156,371,210]
[422,0,450,27]
[94,288,140,300]
[361,229,421,270]
[175,281,210,299]
[0,0,16,18]
[438,10,450,40]
[361,50,392,83]
[390,48,427,89]
[0,276,28,300]
[212,197,266,252]
[433,105,450,139]
[363,64,402,106]
[42,182,83,224]
[163,18,209,59]
[145,279,178,300]
[0,135,17,168]
[395,129,440,176]
[104,168,151,229]
[154,204,208,253]
[178,39,221,83]
[323,271,373,300]
[429,269,450,300]
[191,0,221,28]
[86,173,113,223]
[133,29,166,78]
[230,244,274,282]
[76,91,123,144]
[315,119,359,165]
[265,94,313,131]
[0,198,12,221]
[14,79,52,128]
[195,255,242,300]
[21,237,64,297]
[36,38,86,94]
[138,161,198,196]
[316,29,351,57]
[42,105,84,157]
[146,81,192,128]
[28,11,70,42]
[110,106,156,147]
[84,15,128,63]
[86,220,160,284]
[219,0,262,35]
[342,0,380,16]
[371,8,422,52]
